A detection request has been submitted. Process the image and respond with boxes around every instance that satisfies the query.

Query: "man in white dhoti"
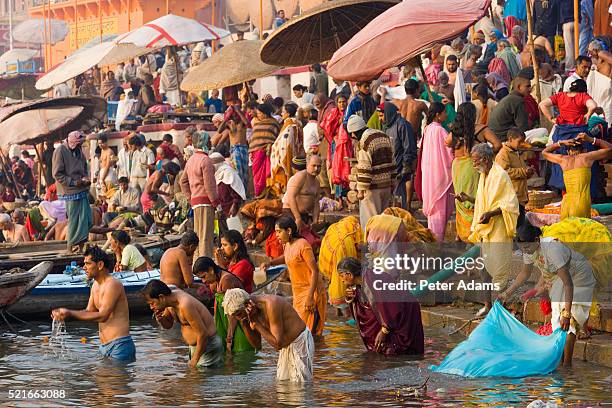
[223,289,315,382]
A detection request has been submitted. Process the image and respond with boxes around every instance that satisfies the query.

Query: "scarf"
[249,117,281,153]
[67,131,85,150]
[214,161,246,200]
[100,78,120,100]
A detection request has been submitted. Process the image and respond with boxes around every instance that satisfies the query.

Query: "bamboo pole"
[74,0,78,50]
[211,0,216,55]
[127,0,130,31]
[47,0,52,68]
[525,0,541,103]
[35,144,43,198]
[259,0,263,40]
[43,2,48,71]
[573,0,579,59]
[166,0,169,14]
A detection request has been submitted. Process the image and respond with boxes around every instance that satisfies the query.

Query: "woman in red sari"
[340,215,424,356]
[215,229,255,293]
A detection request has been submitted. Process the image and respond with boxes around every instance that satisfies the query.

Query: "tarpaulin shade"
[327,0,491,81]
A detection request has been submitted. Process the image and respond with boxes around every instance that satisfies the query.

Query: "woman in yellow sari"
[261,216,327,336]
[318,216,363,314]
[269,103,304,195]
[542,134,611,220]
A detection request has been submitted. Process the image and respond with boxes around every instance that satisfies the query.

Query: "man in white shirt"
[127,135,155,193]
[562,56,592,92]
[293,84,314,107]
[102,177,141,225]
[329,79,351,101]
[302,105,320,153]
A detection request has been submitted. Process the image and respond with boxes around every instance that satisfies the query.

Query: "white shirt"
[295,92,315,107]
[303,121,320,153]
[116,147,130,179]
[129,147,155,179]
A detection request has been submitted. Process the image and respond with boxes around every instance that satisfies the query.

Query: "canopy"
[0,97,106,149]
[327,0,491,81]
[0,49,37,75]
[260,0,399,67]
[181,40,282,92]
[12,19,69,45]
[116,14,230,48]
[35,41,150,90]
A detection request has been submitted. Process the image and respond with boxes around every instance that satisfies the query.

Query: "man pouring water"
[51,246,136,363]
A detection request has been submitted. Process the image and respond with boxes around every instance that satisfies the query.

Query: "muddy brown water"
[0,315,610,407]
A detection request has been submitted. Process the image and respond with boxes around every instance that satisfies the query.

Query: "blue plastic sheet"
[431,302,567,378]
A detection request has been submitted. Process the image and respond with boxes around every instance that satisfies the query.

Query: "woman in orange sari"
[261,216,326,336]
[269,103,305,195]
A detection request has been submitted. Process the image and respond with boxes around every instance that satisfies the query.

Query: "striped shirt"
[356,129,396,191]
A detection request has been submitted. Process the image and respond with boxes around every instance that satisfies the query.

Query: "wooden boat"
[8,265,289,318]
[0,261,52,310]
[7,269,163,317]
[0,234,181,274]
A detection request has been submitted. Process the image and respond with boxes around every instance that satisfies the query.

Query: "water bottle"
[70,261,78,275]
[63,264,72,275]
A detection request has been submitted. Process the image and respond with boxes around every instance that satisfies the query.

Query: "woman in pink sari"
[320,95,352,201]
[420,102,454,242]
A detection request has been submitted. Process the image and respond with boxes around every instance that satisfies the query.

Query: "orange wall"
[30,0,207,71]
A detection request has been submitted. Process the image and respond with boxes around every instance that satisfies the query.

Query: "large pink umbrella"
[327,0,491,81]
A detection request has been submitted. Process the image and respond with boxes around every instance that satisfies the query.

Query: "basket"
[526,190,556,210]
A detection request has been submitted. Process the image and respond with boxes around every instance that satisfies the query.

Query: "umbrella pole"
[525,0,542,103]
[417,58,433,103]
[35,144,43,198]
[172,47,183,107]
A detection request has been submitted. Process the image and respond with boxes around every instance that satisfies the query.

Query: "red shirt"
[229,259,254,293]
[550,92,592,126]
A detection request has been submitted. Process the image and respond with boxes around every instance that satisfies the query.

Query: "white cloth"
[214,161,246,200]
[453,67,467,111]
[115,98,137,131]
[303,121,319,153]
[523,237,596,335]
[295,92,314,107]
[562,72,582,92]
[587,70,612,123]
[53,83,72,98]
[129,147,155,179]
[163,89,181,107]
[116,148,130,179]
[277,328,314,382]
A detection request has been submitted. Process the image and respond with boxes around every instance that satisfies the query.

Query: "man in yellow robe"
[456,144,519,316]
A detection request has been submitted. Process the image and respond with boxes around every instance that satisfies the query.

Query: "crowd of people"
[1,1,610,383]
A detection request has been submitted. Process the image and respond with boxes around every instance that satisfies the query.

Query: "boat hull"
[0,261,53,310]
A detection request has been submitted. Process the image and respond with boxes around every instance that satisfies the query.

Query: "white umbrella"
[116,14,230,48]
[13,19,69,45]
[35,41,150,91]
[0,49,37,75]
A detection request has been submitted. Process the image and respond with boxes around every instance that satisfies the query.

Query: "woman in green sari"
[194,257,261,353]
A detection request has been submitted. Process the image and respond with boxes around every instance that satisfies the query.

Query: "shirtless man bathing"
[223,288,314,382]
[282,153,321,232]
[143,279,224,368]
[159,231,205,291]
[52,246,136,363]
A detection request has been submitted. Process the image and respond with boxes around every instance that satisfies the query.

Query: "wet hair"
[256,103,273,117]
[576,55,592,65]
[275,216,301,239]
[111,230,131,246]
[404,79,419,96]
[569,79,587,93]
[163,161,180,176]
[162,134,173,143]
[129,135,143,147]
[98,134,108,144]
[426,102,446,125]
[449,102,476,150]
[142,279,172,298]
[221,230,253,266]
[215,143,230,158]
[516,221,542,242]
[507,127,526,141]
[180,231,199,247]
[84,245,113,271]
[283,103,297,117]
[193,256,222,279]
[337,257,362,277]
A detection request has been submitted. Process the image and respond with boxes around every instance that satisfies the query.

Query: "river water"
[0,315,610,407]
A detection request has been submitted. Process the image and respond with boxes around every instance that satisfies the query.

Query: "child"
[494,127,535,226]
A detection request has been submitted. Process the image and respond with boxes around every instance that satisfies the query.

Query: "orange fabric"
[284,238,327,336]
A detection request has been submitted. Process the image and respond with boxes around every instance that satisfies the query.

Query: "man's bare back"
[283,170,320,215]
[396,96,427,136]
[166,290,216,345]
[45,220,68,241]
[160,246,193,288]
[144,171,163,195]
[91,277,131,344]
[249,295,305,350]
